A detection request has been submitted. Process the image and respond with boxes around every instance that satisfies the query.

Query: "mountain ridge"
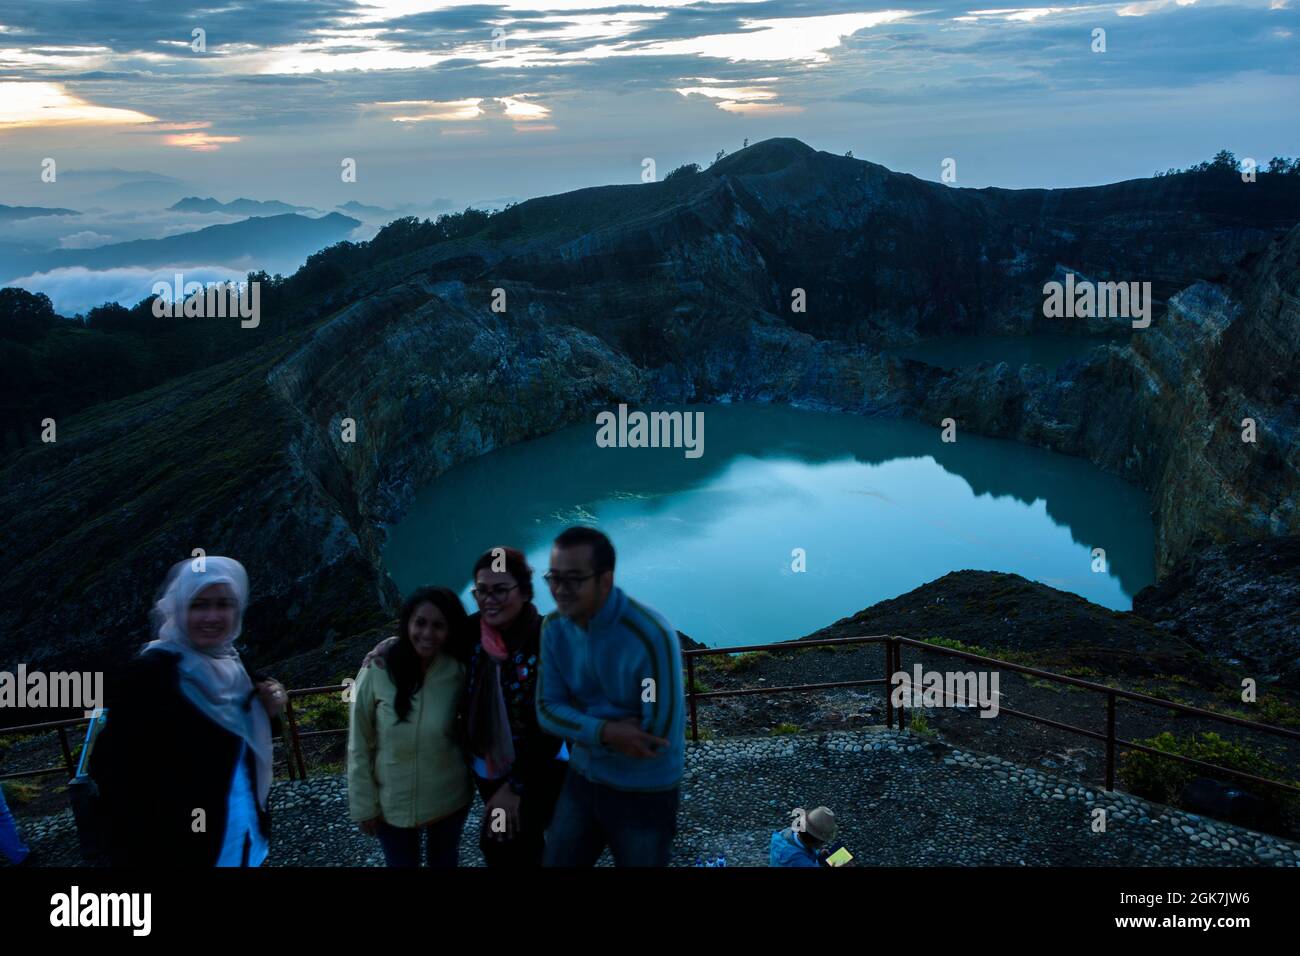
[2,137,1297,679]
[0,204,80,223]
[170,196,309,216]
[0,212,361,280]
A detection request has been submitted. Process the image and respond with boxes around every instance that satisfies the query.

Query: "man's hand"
[483,783,522,841]
[359,817,380,836]
[361,636,399,670]
[600,717,668,759]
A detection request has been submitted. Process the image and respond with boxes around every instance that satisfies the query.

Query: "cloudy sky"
[1,0,1296,211]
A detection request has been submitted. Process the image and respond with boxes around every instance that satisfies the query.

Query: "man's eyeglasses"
[471,584,519,603]
[543,571,598,593]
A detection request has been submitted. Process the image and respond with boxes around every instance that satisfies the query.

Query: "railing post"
[57,725,75,777]
[893,638,905,731]
[884,639,894,730]
[687,655,699,743]
[284,697,308,781]
[281,723,296,782]
[1105,690,1116,791]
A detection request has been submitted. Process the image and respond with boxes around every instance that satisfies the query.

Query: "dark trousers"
[542,770,679,867]
[473,759,567,868]
[375,806,469,868]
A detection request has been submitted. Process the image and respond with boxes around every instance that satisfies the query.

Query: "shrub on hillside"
[1119,731,1298,829]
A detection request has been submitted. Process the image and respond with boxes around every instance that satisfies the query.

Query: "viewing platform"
[9,728,1299,868]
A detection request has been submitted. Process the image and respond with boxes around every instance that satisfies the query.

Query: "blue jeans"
[375,806,469,868]
[0,784,31,864]
[543,770,679,867]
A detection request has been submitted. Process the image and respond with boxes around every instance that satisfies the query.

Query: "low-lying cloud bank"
[5,265,251,316]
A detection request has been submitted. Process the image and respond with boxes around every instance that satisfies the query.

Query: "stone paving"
[8,728,1299,867]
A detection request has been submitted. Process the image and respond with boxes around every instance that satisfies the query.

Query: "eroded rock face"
[1134,536,1300,688]
[2,139,1297,679]
[265,278,650,528]
[911,222,1300,574]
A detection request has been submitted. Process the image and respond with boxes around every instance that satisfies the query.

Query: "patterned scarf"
[467,605,539,777]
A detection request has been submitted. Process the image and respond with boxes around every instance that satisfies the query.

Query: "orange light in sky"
[0,81,157,129]
[162,132,243,151]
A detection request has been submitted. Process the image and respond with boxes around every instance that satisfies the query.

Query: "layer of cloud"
[5,264,251,315]
[0,0,1292,201]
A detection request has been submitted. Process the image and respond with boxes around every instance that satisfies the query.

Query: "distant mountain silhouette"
[88,180,193,205]
[62,168,182,184]
[336,199,455,219]
[0,212,360,277]
[171,196,307,216]
[337,200,397,217]
[0,204,79,223]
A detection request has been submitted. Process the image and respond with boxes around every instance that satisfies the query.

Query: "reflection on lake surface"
[384,405,1154,647]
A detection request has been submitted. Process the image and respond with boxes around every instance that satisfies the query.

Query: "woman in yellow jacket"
[348,586,474,867]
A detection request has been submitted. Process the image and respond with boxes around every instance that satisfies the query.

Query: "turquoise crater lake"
[383,405,1155,648]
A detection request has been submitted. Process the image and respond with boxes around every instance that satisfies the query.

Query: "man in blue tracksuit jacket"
[537,526,685,866]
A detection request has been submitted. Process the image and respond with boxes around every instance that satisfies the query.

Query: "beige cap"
[805,806,837,842]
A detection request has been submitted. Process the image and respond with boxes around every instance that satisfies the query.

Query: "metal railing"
[0,714,84,782]
[4,635,1298,802]
[684,634,1300,797]
[0,687,345,784]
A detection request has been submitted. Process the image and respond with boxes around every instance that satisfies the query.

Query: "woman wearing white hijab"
[91,556,287,867]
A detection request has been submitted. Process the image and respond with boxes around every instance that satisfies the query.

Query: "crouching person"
[769,806,837,867]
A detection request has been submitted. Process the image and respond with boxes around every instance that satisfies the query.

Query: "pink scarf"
[473,618,516,778]
[480,619,509,664]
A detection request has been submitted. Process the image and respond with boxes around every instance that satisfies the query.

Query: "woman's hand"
[256,679,288,718]
[483,783,522,841]
[361,636,399,670]
[359,817,381,836]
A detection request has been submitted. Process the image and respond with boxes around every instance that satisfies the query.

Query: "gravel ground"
[8,727,1300,867]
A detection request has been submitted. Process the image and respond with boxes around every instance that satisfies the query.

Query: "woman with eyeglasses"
[360,548,566,867]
